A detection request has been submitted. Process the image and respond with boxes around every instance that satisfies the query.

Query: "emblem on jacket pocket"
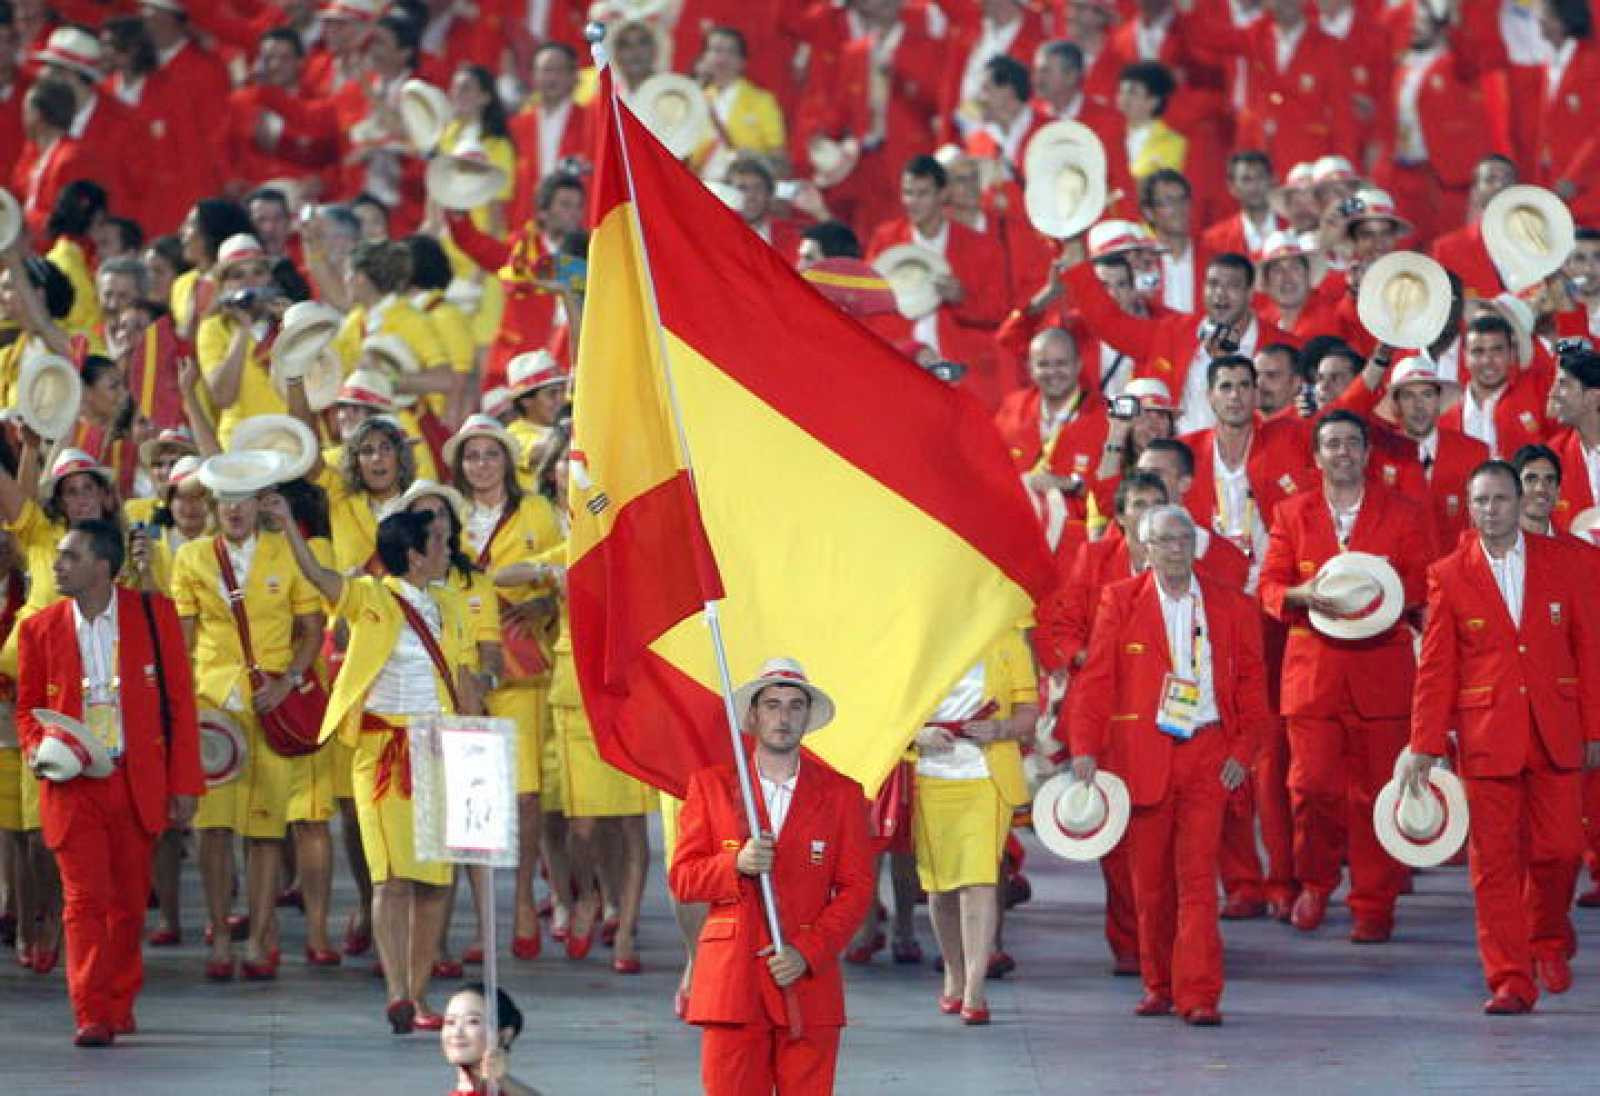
[1551,602,1563,625]
[810,840,826,865]
[1466,618,1485,631]
[721,839,741,851]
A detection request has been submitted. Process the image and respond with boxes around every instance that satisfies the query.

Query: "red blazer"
[1259,484,1436,718]
[1412,534,1600,777]
[1179,416,1314,538]
[1321,6,1395,155]
[1375,45,1495,190]
[668,749,874,1028]
[508,99,595,229]
[1190,16,1357,169]
[1437,362,1554,460]
[1529,38,1600,219]
[866,216,1009,408]
[15,588,203,847]
[1200,211,1287,259]
[1065,263,1292,406]
[992,387,1109,477]
[225,84,342,193]
[0,73,29,186]
[1430,223,1503,301]
[1067,571,1274,807]
[937,9,1048,136]
[1550,427,1600,532]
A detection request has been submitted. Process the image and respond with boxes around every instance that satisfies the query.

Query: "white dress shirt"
[1584,439,1600,511]
[1482,532,1525,626]
[1415,429,1440,482]
[1161,244,1195,314]
[366,581,447,715]
[910,219,951,352]
[1395,46,1443,162]
[74,594,122,755]
[538,99,573,176]
[1327,490,1363,548]
[466,503,502,557]
[1155,576,1219,726]
[916,662,991,780]
[759,763,799,838]
[958,16,1025,121]
[1461,386,1502,455]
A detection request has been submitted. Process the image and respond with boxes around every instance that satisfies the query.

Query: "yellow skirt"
[553,704,653,819]
[0,746,38,832]
[488,681,548,796]
[658,791,683,873]
[912,775,1009,892]
[196,709,337,836]
[194,775,239,831]
[351,715,451,887]
[331,740,356,800]
[540,726,564,814]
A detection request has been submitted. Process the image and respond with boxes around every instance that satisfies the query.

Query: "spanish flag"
[569,68,1055,799]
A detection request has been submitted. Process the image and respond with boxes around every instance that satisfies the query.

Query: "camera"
[1201,321,1239,354]
[923,359,966,384]
[1337,194,1367,219]
[1299,382,1319,413]
[221,285,279,312]
[1107,394,1140,420]
[775,179,801,203]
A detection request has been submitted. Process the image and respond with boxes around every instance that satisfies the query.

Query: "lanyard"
[1034,388,1085,472]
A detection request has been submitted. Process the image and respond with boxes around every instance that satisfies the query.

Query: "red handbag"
[476,504,550,681]
[215,537,327,758]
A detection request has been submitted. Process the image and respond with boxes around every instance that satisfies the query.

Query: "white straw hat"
[872,244,950,320]
[1308,551,1405,640]
[228,414,319,482]
[29,709,114,781]
[425,153,509,212]
[633,72,712,160]
[1357,251,1453,350]
[399,78,451,154]
[1373,749,1469,868]
[1032,771,1130,861]
[198,709,247,787]
[197,450,293,501]
[1481,185,1575,293]
[16,352,82,441]
[730,658,836,733]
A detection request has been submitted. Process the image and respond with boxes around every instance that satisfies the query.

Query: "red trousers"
[1100,838,1139,965]
[49,769,157,1029]
[1287,711,1408,927]
[1129,728,1228,1013]
[1463,735,1583,1006]
[1581,768,1600,889]
[700,1022,841,1095]
[1219,778,1265,903]
[1253,714,1297,907]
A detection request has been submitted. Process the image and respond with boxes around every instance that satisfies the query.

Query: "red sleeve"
[667,770,746,906]
[1226,591,1271,766]
[1065,583,1123,760]
[445,211,514,273]
[950,231,1007,328]
[1257,501,1299,622]
[15,616,46,755]
[1063,262,1157,361]
[1409,562,1457,758]
[153,594,204,798]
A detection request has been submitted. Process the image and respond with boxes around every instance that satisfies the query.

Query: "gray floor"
[2,818,1598,1094]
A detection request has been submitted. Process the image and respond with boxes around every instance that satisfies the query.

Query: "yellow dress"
[171,532,334,836]
[323,575,475,886]
[437,122,513,348]
[468,495,562,796]
[197,312,289,447]
[912,629,1035,892]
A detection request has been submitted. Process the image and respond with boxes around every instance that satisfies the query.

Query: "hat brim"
[872,244,950,320]
[400,80,450,154]
[31,709,115,779]
[634,73,711,160]
[1373,768,1469,868]
[1032,771,1130,861]
[1482,185,1576,293]
[198,450,294,497]
[227,415,318,482]
[17,354,83,442]
[1357,251,1453,351]
[1022,120,1107,188]
[198,709,247,787]
[441,423,521,469]
[1309,551,1406,640]
[0,188,20,253]
[1024,144,1108,240]
[425,155,509,212]
[730,677,836,734]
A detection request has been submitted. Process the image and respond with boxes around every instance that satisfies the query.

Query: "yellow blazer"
[170,531,322,706]
[693,78,786,168]
[197,312,288,447]
[1128,119,1189,181]
[321,574,474,745]
[978,628,1037,808]
[45,236,103,341]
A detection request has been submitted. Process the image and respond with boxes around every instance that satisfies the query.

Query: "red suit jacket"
[225,84,342,193]
[1067,571,1274,806]
[1375,42,1495,191]
[992,386,1109,478]
[15,589,203,847]
[1430,223,1503,301]
[0,72,30,185]
[1412,534,1600,777]
[1526,39,1600,222]
[1191,16,1357,170]
[867,216,1008,407]
[1437,363,1554,460]
[1259,484,1436,719]
[1065,263,1292,407]
[668,749,874,1027]
[1179,416,1313,540]
[937,10,1048,137]
[1550,427,1600,533]
[507,98,595,229]
[1200,211,1287,259]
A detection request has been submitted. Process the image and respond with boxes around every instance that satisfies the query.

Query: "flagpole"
[584,25,793,974]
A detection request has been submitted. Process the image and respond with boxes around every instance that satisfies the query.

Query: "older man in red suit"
[16,519,202,1046]
[1408,460,1600,1013]
[670,659,874,1095]
[867,155,1008,408]
[1259,410,1436,942]
[1068,503,1273,1026]
[508,42,594,228]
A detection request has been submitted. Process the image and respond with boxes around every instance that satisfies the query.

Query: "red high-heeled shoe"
[612,955,642,974]
[204,959,236,982]
[386,999,415,1035]
[412,1003,444,1031]
[31,947,59,975]
[511,931,540,960]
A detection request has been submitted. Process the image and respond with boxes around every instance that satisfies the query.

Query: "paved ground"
[2,817,1598,1094]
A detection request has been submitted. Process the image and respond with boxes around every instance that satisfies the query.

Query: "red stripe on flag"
[568,471,724,793]
[586,68,633,237]
[574,646,726,798]
[608,104,1054,601]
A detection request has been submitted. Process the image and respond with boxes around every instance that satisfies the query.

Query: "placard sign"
[409,714,519,868]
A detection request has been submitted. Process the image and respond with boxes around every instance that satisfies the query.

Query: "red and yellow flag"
[569,69,1055,798]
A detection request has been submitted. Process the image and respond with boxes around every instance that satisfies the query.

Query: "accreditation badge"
[1156,674,1200,741]
[85,701,123,759]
